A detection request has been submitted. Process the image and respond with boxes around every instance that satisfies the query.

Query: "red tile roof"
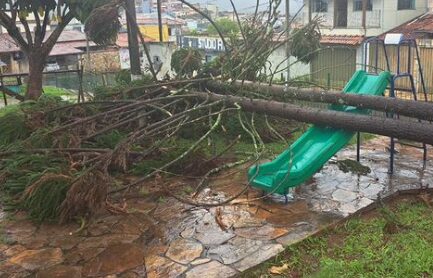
[381,12,433,38]
[49,44,84,56]
[320,35,365,46]
[0,30,95,56]
[0,34,20,53]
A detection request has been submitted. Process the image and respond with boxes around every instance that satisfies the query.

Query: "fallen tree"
[193,90,433,145]
[206,80,433,121]
[2,80,433,224]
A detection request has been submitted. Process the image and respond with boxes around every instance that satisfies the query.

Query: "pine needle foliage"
[0,153,69,222]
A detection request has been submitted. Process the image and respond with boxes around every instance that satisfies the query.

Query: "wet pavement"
[0,137,432,277]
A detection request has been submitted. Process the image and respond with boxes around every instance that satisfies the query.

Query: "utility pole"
[126,0,142,81]
[157,0,163,42]
[285,0,290,84]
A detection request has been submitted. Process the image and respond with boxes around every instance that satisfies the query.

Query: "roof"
[54,30,88,42]
[49,44,84,56]
[0,34,20,53]
[116,32,155,48]
[0,30,93,56]
[381,12,433,38]
[320,35,365,46]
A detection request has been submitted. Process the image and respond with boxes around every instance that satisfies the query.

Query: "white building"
[117,33,175,79]
[303,0,432,88]
[305,0,429,36]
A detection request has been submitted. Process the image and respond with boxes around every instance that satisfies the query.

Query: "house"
[117,32,176,79]
[305,0,429,36]
[0,30,119,74]
[304,0,431,88]
[0,30,88,73]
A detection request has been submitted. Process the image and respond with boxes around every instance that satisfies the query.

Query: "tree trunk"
[206,80,433,121]
[125,0,142,80]
[26,51,46,100]
[193,91,433,145]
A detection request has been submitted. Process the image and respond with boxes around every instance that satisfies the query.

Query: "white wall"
[382,0,428,32]
[304,0,428,36]
[120,42,176,79]
[266,45,310,81]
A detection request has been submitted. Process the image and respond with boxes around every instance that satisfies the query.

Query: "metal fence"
[42,71,118,92]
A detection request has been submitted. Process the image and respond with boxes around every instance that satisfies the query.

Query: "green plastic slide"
[248,70,391,195]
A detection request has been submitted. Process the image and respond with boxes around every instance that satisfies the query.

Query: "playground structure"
[363,34,428,174]
[248,34,429,200]
[0,68,84,105]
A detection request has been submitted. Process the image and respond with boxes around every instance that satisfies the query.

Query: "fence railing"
[316,10,381,28]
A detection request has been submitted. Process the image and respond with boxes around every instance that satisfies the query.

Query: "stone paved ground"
[0,137,431,277]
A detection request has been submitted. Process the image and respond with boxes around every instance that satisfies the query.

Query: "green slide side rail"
[6,85,21,94]
[1,85,22,95]
[248,70,391,195]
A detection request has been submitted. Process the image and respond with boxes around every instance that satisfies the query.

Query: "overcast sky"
[190,0,304,14]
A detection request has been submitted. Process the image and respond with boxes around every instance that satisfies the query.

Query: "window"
[398,0,415,10]
[353,0,373,11]
[313,0,328,12]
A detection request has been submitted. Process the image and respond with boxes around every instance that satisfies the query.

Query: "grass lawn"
[42,86,75,97]
[241,195,433,278]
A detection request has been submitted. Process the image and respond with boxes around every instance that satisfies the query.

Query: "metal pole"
[285,0,290,84]
[362,0,367,31]
[157,0,164,42]
[356,132,361,162]
[126,0,142,81]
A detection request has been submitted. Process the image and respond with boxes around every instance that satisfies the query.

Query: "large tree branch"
[8,0,17,21]
[40,9,50,43]
[19,16,34,47]
[42,12,74,55]
[179,0,230,52]
[33,10,43,46]
[207,80,433,121]
[0,10,29,50]
[193,91,433,145]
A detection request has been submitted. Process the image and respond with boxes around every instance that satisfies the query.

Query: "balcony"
[348,10,381,28]
[315,10,381,29]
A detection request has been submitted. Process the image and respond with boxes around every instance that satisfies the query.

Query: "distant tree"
[171,48,202,78]
[291,21,321,64]
[0,0,120,100]
[188,29,200,36]
[207,18,239,36]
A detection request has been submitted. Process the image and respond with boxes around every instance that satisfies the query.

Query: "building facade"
[305,0,429,36]
[304,0,431,88]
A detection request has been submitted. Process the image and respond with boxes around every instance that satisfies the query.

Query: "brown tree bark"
[26,50,46,100]
[193,91,433,145]
[206,80,433,121]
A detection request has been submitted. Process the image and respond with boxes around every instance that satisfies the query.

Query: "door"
[334,0,348,28]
